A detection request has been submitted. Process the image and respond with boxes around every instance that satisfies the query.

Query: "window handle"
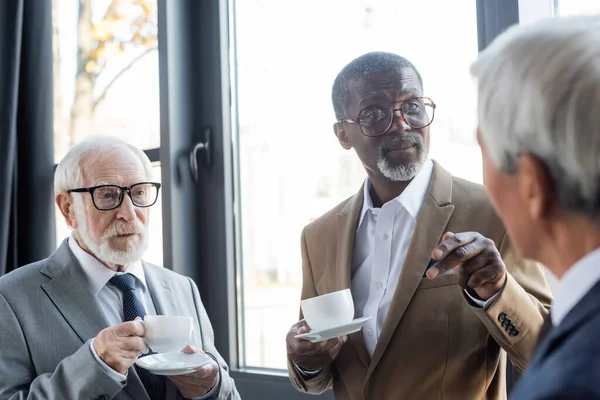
[189,127,213,183]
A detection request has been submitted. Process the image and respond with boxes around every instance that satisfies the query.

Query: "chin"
[104,234,148,264]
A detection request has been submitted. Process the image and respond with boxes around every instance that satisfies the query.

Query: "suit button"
[510,328,520,337]
[502,318,511,328]
[498,312,507,322]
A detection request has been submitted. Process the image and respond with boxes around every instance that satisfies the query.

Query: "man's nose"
[116,193,137,222]
[389,109,412,133]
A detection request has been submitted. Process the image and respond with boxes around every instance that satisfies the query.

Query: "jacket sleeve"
[287,227,334,394]
[187,278,241,400]
[463,234,553,372]
[0,292,126,400]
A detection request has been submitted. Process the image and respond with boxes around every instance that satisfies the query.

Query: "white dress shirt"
[551,247,600,326]
[351,159,492,357]
[69,237,157,383]
[352,159,434,356]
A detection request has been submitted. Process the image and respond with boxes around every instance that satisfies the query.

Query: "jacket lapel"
[366,162,455,379]
[40,241,111,344]
[143,263,179,317]
[40,241,154,400]
[336,185,371,368]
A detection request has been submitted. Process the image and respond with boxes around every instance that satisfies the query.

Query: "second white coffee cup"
[143,315,193,353]
[300,288,355,331]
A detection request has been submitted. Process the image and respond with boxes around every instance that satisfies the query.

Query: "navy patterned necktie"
[109,273,166,400]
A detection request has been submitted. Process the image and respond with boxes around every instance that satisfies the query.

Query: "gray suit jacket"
[0,241,240,400]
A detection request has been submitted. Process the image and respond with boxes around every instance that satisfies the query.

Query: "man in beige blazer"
[285,52,552,400]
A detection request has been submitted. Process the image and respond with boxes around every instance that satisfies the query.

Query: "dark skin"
[287,68,506,373]
[334,69,430,207]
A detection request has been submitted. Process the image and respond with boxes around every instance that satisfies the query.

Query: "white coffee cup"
[143,315,193,353]
[300,288,355,331]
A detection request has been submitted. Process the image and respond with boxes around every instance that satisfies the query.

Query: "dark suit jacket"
[510,279,600,399]
[0,240,240,400]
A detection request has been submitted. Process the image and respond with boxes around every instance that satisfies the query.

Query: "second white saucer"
[295,316,371,343]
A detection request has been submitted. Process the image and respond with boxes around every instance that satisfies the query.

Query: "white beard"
[377,133,427,181]
[74,198,149,265]
[377,157,425,181]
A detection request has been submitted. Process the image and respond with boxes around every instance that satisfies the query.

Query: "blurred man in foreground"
[472,15,600,399]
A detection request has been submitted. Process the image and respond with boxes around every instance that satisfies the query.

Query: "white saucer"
[295,317,371,343]
[135,352,213,376]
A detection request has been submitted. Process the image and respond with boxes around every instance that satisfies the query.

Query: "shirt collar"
[68,235,147,296]
[357,158,434,228]
[551,247,600,326]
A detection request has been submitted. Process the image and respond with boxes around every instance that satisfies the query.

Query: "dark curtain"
[0,0,55,276]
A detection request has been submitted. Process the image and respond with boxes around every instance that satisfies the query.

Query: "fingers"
[295,337,342,356]
[428,232,493,278]
[114,320,146,338]
[455,255,489,288]
[297,325,310,335]
[324,336,346,358]
[169,362,218,384]
[182,344,201,354]
[464,260,505,289]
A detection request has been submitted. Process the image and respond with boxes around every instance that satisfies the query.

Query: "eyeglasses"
[67,182,162,211]
[338,97,436,137]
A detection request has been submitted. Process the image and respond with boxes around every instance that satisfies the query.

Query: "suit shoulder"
[0,259,49,295]
[449,176,506,243]
[303,195,356,236]
[451,176,490,205]
[144,262,189,280]
[143,262,196,288]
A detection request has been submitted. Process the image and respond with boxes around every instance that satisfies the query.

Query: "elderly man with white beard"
[0,135,240,400]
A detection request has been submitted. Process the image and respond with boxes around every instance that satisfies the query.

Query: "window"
[556,0,600,15]
[232,0,480,370]
[52,0,163,266]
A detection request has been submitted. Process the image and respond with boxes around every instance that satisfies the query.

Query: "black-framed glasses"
[339,97,436,137]
[68,182,162,211]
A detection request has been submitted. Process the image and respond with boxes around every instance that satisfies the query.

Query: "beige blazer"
[288,161,552,400]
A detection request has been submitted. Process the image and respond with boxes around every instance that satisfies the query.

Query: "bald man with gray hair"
[472,15,600,399]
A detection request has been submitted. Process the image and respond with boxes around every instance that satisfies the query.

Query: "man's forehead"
[81,151,146,185]
[350,69,422,101]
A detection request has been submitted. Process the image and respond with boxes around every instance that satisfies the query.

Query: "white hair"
[471,15,600,218]
[54,135,154,195]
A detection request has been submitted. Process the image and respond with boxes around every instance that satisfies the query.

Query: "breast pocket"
[417,272,458,290]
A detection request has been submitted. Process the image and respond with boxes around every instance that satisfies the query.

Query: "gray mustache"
[380,134,424,153]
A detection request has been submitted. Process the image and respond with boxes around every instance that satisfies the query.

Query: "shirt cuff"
[90,338,128,384]
[292,360,323,378]
[464,289,501,308]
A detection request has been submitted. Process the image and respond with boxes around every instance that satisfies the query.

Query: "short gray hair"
[332,51,423,120]
[471,15,600,218]
[54,135,154,195]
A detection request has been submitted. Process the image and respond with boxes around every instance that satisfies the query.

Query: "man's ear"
[333,123,352,150]
[517,154,556,222]
[56,193,78,229]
